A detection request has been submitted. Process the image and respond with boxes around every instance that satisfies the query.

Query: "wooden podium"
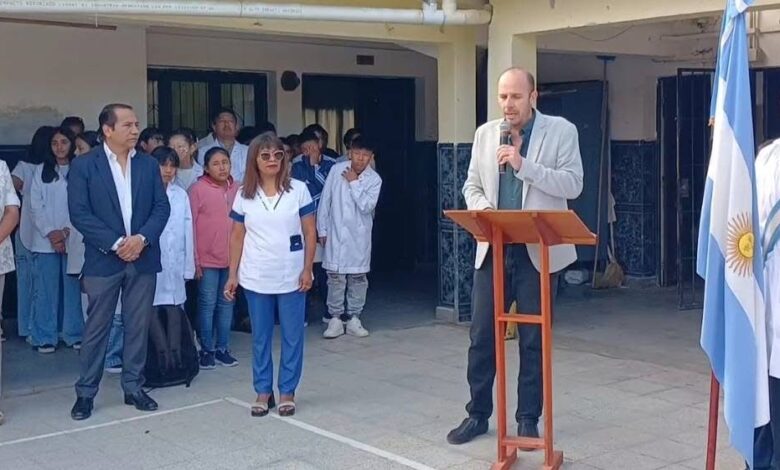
[445,210,597,470]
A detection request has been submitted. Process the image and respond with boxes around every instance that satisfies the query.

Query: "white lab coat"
[174,161,204,191]
[65,223,85,275]
[197,133,216,150]
[317,161,382,274]
[29,165,70,253]
[12,161,40,251]
[757,140,780,378]
[153,184,195,306]
[0,160,20,275]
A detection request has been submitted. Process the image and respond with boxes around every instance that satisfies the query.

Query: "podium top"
[445,210,597,246]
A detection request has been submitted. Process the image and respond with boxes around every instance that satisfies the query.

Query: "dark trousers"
[75,264,156,397]
[466,246,559,423]
[752,377,780,469]
[311,262,329,321]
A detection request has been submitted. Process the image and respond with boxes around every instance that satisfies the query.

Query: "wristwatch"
[138,234,149,247]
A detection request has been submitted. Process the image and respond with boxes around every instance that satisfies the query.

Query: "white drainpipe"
[0,0,492,25]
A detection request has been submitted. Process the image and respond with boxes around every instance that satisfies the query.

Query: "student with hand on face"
[291,131,335,323]
[168,128,203,191]
[318,136,382,339]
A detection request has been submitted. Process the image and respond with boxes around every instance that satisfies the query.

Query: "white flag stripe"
[710,101,765,333]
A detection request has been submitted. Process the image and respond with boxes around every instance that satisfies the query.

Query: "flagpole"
[707,372,720,470]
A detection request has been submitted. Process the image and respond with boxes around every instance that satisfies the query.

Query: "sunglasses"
[259,150,285,161]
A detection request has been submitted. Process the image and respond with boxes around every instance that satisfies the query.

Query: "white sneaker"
[345,317,369,337]
[323,318,345,339]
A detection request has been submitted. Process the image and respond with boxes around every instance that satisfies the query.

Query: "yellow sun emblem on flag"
[726,213,755,277]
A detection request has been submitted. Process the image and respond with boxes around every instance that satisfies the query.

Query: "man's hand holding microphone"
[497,120,523,173]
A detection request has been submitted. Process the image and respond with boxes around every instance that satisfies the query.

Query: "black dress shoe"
[124,390,158,412]
[518,419,540,438]
[447,417,488,445]
[518,419,540,452]
[71,397,93,421]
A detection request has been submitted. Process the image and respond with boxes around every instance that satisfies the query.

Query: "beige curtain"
[303,108,355,155]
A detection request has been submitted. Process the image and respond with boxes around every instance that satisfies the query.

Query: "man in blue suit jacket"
[68,104,170,420]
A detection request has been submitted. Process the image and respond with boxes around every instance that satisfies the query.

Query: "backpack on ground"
[145,305,199,388]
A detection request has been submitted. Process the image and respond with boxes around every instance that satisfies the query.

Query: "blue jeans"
[14,232,33,337]
[30,252,83,346]
[197,268,234,352]
[245,289,305,395]
[104,310,124,368]
[81,292,123,368]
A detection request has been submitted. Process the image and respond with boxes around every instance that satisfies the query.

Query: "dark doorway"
[657,71,713,309]
[764,68,780,141]
[537,80,609,267]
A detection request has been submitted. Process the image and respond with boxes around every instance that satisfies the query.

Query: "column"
[436,32,477,323]
[436,30,537,323]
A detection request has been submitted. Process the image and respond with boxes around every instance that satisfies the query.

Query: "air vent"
[356,55,375,66]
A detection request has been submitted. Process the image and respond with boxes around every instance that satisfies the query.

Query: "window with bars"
[147,69,267,138]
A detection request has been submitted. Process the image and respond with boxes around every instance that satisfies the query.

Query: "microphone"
[499,120,511,174]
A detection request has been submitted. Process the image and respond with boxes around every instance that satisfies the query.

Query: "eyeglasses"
[259,150,285,161]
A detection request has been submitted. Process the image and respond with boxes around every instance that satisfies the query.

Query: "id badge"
[290,234,303,252]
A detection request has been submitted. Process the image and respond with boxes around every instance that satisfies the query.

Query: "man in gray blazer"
[447,68,584,445]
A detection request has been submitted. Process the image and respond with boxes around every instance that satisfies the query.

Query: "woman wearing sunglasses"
[225,133,316,418]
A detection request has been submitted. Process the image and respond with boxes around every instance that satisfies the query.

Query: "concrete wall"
[0,23,147,145]
[146,30,439,140]
[0,23,438,145]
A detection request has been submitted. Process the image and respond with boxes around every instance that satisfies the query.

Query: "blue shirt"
[498,111,536,210]
[291,156,335,210]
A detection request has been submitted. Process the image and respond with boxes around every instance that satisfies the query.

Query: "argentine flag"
[698,0,769,465]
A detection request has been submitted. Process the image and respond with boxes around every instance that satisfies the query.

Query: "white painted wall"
[0,23,147,145]
[0,23,437,146]
[146,30,439,141]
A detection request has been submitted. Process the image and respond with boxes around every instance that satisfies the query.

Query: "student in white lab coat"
[336,128,362,163]
[151,146,195,306]
[0,158,20,424]
[753,139,780,470]
[11,125,52,341]
[29,127,83,353]
[149,147,195,370]
[317,136,382,339]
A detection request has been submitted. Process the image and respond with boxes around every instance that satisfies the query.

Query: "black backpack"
[145,305,199,388]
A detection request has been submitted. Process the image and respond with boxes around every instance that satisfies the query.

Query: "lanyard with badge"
[260,192,283,211]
